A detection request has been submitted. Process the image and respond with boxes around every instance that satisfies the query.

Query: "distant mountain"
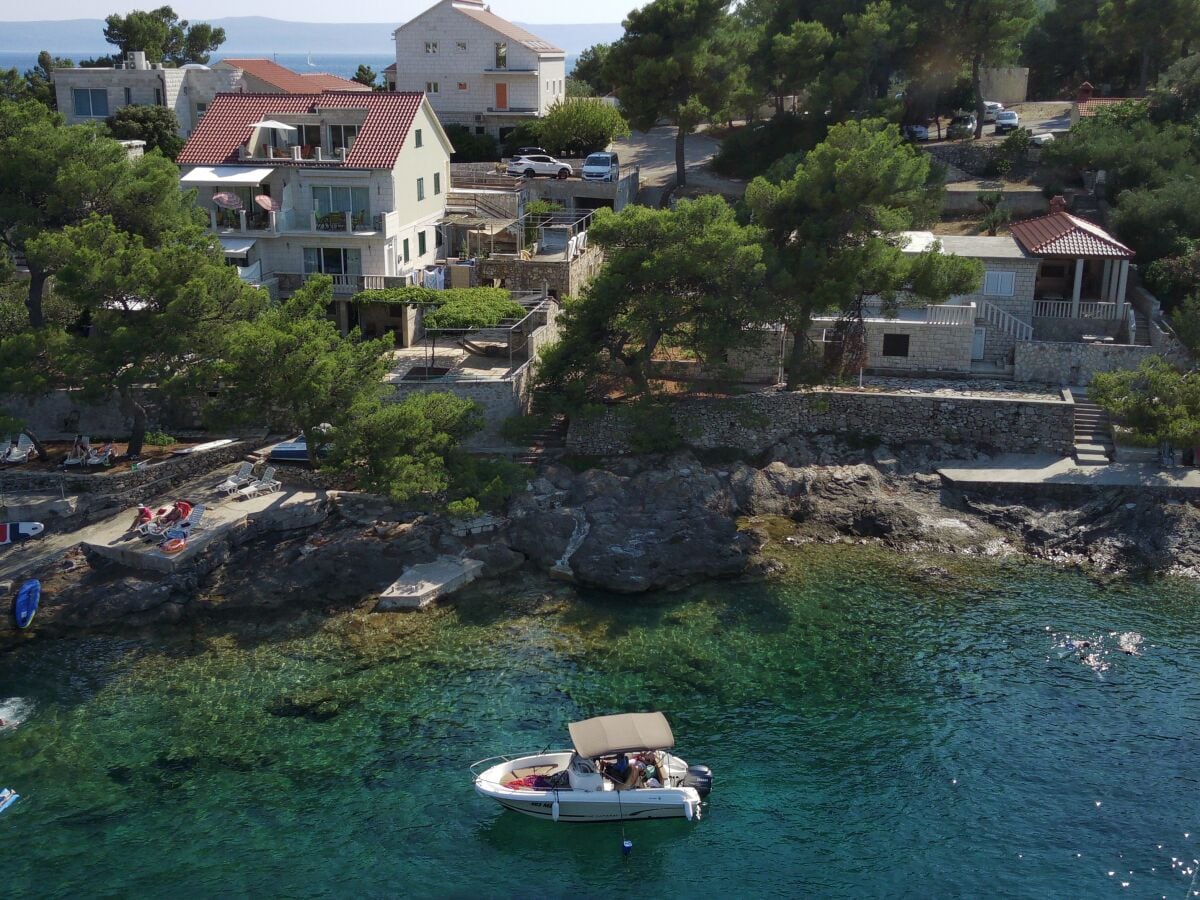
[0,17,623,57]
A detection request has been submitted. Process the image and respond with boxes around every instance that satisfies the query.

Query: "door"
[495,82,508,111]
[972,327,986,361]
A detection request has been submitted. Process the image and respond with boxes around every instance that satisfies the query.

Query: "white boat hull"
[473,751,704,823]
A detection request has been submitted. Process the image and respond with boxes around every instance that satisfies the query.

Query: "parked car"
[581,151,620,181]
[902,123,929,141]
[513,146,547,157]
[506,154,573,179]
[982,101,1004,123]
[994,109,1020,134]
[947,114,977,138]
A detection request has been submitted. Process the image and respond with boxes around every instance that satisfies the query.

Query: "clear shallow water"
[2,547,1200,898]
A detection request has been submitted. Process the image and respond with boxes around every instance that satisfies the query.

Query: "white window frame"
[425,41,438,54]
[433,172,441,195]
[417,177,425,201]
[983,270,1016,297]
[425,81,440,94]
[456,40,468,52]
[415,128,422,148]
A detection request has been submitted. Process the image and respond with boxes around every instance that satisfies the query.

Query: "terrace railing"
[924,303,975,326]
[1034,299,1121,319]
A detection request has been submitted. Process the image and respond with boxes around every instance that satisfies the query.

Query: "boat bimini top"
[568,711,675,759]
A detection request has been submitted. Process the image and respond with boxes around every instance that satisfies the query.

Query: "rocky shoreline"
[4,436,1199,647]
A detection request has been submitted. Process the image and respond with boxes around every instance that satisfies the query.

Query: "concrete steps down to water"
[1072,393,1114,466]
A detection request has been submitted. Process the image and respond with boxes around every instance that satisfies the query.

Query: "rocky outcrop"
[509,456,755,593]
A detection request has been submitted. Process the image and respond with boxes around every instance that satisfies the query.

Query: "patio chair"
[176,503,207,536]
[217,462,255,494]
[236,466,281,500]
[4,434,35,464]
[83,442,114,467]
[63,435,91,467]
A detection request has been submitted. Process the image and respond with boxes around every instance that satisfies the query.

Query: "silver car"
[506,154,573,179]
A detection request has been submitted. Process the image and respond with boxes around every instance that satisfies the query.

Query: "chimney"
[1049,195,1068,214]
[1076,81,1094,103]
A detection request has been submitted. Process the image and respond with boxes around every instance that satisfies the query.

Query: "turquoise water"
[2,547,1200,898]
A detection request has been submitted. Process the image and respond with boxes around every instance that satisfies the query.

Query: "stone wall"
[478,245,602,297]
[566,389,1074,456]
[1032,316,1123,343]
[390,377,522,449]
[809,319,975,374]
[1013,340,1158,384]
[1,388,205,441]
[942,185,1046,217]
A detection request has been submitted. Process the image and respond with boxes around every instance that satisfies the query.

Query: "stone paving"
[835,375,1063,401]
[939,453,1200,492]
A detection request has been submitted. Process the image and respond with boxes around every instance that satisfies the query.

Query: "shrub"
[422,289,526,330]
[712,114,828,180]
[106,105,183,160]
[443,124,498,163]
[144,430,176,448]
[537,98,630,157]
[446,497,481,518]
[1145,246,1200,306]
[1000,127,1033,158]
[622,400,682,454]
[499,413,552,445]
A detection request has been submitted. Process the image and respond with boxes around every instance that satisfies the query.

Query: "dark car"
[947,114,977,138]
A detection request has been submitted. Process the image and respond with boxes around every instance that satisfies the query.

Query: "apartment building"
[392,0,566,140]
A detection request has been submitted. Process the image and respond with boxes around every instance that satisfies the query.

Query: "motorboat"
[471,711,713,823]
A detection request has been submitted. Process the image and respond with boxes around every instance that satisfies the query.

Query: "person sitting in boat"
[605,753,642,790]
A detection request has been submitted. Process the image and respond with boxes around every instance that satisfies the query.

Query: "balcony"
[209,207,393,237]
[236,144,351,164]
[486,106,539,115]
[1034,299,1122,320]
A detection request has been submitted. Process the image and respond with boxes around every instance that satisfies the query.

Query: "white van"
[581,151,619,182]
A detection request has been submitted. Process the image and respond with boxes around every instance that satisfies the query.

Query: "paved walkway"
[939,453,1200,492]
[611,125,744,198]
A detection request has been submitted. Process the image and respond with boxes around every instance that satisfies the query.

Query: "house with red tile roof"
[1069,82,1147,125]
[392,0,566,140]
[213,59,370,95]
[177,89,454,335]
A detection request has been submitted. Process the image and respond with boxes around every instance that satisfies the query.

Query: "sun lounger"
[236,466,281,499]
[63,435,91,466]
[217,462,254,494]
[4,435,35,464]
[180,503,206,533]
[83,443,114,467]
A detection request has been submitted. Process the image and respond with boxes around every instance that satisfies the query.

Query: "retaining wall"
[566,389,1075,456]
[1032,317,1123,343]
[1013,340,1158,384]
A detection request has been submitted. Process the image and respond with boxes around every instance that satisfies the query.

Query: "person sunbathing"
[161,500,192,527]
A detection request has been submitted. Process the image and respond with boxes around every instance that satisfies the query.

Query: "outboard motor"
[682,764,713,799]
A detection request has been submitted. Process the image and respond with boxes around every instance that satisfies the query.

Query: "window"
[475,126,485,135]
[416,177,425,201]
[415,128,423,148]
[983,270,1016,297]
[425,81,440,94]
[195,101,208,120]
[456,40,468,51]
[436,228,443,248]
[311,186,369,227]
[302,247,362,275]
[330,124,358,152]
[881,334,910,357]
[495,42,507,69]
[72,88,108,117]
[425,41,438,54]
[154,87,162,106]
[123,87,132,105]
[403,238,410,263]
[297,124,320,147]
[418,230,427,256]
[433,172,441,195]
[1040,263,1067,278]
[457,81,469,91]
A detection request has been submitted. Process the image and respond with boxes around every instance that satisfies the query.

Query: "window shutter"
[983,271,1016,297]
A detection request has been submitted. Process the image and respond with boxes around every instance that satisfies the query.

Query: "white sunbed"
[236,466,281,500]
[3,435,35,464]
[63,435,92,467]
[217,462,255,494]
[83,444,114,467]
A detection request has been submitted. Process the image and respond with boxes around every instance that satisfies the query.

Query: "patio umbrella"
[212,192,244,210]
[256,119,297,133]
[254,195,282,212]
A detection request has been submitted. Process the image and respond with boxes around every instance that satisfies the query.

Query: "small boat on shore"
[471,711,713,823]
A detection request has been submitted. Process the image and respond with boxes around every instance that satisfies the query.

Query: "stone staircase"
[1131,309,1152,346]
[1072,394,1115,465]
[512,393,568,467]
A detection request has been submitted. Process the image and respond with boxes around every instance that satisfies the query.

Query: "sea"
[3,544,1199,897]
[0,50,579,80]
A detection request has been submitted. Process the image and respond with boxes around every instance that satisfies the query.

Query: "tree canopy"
[1091,356,1200,448]
[536,98,631,157]
[103,6,226,65]
[107,104,184,160]
[352,64,379,89]
[571,43,612,96]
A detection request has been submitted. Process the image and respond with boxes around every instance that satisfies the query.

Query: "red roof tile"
[1077,96,1145,118]
[1010,211,1135,259]
[177,91,425,170]
[220,58,370,93]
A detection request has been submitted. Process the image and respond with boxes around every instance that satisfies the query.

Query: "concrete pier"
[375,556,484,611]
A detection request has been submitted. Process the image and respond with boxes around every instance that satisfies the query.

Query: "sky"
[3,0,631,25]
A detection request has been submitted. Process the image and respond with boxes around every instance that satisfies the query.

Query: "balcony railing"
[924,303,975,326]
[1034,299,1121,319]
[237,144,350,163]
[208,208,383,236]
[486,106,539,115]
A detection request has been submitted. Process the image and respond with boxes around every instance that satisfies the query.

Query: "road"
[611,125,744,204]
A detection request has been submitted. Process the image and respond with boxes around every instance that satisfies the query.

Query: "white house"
[54,52,368,139]
[391,0,566,140]
[54,51,240,138]
[176,90,453,335]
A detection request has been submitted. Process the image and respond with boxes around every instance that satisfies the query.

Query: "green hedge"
[351,286,526,330]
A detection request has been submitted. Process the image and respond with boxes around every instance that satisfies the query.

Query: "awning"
[568,712,675,758]
[218,236,256,257]
[255,119,297,132]
[180,166,274,186]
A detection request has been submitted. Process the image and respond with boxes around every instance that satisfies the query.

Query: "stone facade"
[1032,316,1123,343]
[1013,340,1158,385]
[566,389,1075,457]
[979,67,1029,105]
[808,319,975,374]
[477,245,602,297]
